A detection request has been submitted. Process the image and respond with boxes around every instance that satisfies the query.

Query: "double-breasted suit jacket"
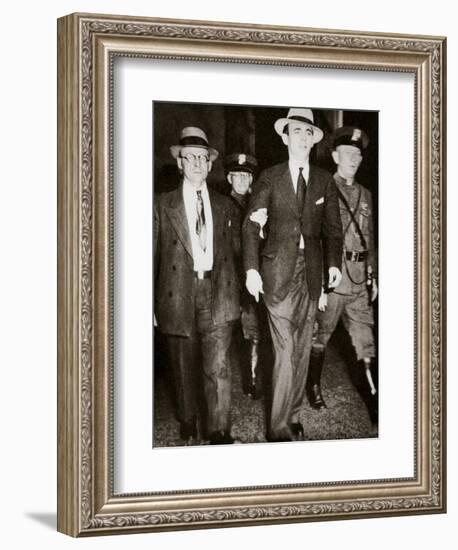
[243,162,343,304]
[154,185,240,337]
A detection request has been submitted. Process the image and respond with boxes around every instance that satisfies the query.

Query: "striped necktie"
[196,190,207,252]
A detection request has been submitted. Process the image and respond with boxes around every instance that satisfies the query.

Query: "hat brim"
[170,145,219,161]
[274,118,323,144]
[226,166,255,174]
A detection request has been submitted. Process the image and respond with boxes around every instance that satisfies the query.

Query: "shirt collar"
[183,178,208,196]
[289,159,309,180]
[231,190,247,206]
[334,172,356,187]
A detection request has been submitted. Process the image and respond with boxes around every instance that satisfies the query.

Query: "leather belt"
[345,250,368,262]
[194,270,212,280]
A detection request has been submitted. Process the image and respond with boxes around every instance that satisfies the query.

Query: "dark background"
[153,101,378,205]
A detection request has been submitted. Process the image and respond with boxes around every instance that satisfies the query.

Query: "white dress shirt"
[288,159,309,249]
[182,179,214,271]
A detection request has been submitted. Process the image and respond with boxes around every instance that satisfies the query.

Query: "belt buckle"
[197,270,204,280]
[351,251,357,262]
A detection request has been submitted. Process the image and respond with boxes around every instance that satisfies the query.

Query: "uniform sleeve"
[366,190,377,278]
[323,176,343,270]
[242,171,272,272]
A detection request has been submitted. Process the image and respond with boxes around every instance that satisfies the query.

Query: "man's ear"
[281,133,289,147]
[331,150,340,165]
[226,174,233,185]
[207,160,213,173]
[248,174,254,193]
[176,157,183,171]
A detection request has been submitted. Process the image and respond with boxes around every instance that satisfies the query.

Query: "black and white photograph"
[1,0,452,544]
[153,101,379,447]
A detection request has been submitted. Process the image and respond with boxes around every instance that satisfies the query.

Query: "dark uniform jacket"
[242,162,343,301]
[228,192,248,281]
[154,184,240,337]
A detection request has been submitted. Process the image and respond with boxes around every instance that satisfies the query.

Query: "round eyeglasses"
[180,153,210,164]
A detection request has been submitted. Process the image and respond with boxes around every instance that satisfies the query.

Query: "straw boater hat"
[274,107,323,144]
[333,126,369,151]
[170,126,219,161]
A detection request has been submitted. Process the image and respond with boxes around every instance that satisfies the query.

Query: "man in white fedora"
[242,108,343,442]
[154,126,240,445]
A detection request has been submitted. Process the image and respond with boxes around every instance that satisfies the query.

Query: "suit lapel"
[278,163,300,217]
[164,187,193,259]
[305,165,319,206]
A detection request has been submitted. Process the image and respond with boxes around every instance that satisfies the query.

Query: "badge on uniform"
[351,128,362,142]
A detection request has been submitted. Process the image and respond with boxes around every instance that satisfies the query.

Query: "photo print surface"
[153,100,379,448]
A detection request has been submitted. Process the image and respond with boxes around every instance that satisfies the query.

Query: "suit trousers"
[165,278,233,437]
[264,253,317,439]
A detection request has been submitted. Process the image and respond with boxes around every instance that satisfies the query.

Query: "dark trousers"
[264,254,317,439]
[165,278,233,436]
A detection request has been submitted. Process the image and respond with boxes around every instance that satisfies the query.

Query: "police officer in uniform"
[307,126,378,423]
[225,153,266,399]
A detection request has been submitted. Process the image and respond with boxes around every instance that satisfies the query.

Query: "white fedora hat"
[170,126,219,161]
[274,108,323,144]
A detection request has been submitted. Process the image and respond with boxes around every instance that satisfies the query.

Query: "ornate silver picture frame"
[57,12,446,536]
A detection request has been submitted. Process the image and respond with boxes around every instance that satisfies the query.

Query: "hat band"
[228,166,254,173]
[288,115,314,126]
[179,136,209,148]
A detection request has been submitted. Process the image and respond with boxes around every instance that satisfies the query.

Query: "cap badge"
[351,128,362,142]
[238,154,246,165]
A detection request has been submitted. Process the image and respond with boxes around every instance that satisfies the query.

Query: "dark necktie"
[196,190,207,252]
[296,167,306,212]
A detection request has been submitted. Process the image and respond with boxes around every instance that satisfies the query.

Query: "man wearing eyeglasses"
[243,108,343,442]
[154,126,240,445]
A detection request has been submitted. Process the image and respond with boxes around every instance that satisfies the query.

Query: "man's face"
[227,171,253,196]
[177,146,211,186]
[332,145,363,180]
[281,122,315,162]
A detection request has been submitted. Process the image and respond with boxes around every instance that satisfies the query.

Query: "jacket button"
[173,239,177,245]
[172,265,176,271]
[224,256,227,262]
[227,281,231,287]
[168,291,173,297]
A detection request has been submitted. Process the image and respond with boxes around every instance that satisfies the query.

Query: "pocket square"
[315,197,324,205]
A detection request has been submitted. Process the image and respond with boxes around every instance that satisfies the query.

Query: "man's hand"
[318,288,328,312]
[371,278,378,302]
[328,266,342,289]
[249,208,268,228]
[246,269,264,302]
[249,208,268,238]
